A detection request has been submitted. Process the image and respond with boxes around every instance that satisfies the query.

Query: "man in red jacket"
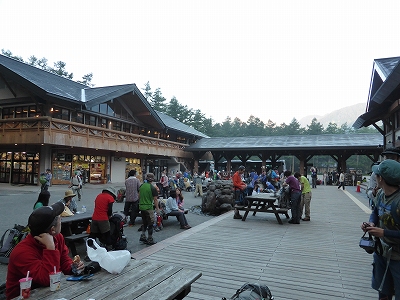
[6,202,85,300]
[232,165,247,219]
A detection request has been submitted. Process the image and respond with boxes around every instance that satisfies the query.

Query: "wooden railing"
[0,117,191,157]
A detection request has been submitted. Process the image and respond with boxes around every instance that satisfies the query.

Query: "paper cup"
[49,272,61,291]
[19,277,32,299]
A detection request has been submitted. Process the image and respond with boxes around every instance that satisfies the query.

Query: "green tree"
[1,49,23,61]
[152,88,167,112]
[77,73,94,87]
[142,81,153,104]
[245,115,265,136]
[306,118,324,135]
[48,61,73,79]
[265,119,277,136]
[324,122,341,134]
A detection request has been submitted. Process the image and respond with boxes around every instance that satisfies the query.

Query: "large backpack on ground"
[100,213,127,250]
[223,283,274,300]
[0,224,30,264]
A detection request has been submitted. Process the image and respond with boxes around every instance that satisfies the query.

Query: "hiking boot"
[302,217,310,221]
[146,237,156,245]
[139,234,147,243]
[233,214,243,219]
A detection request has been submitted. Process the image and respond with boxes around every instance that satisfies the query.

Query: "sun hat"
[28,202,65,236]
[64,190,76,198]
[372,159,400,186]
[102,186,117,198]
[381,147,400,157]
[146,173,155,182]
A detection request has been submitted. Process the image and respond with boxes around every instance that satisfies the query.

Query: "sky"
[1,0,399,125]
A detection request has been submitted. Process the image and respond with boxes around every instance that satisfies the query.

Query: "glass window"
[100,103,107,114]
[71,111,84,123]
[85,115,96,126]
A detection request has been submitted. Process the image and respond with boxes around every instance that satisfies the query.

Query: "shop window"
[85,115,96,126]
[71,111,84,123]
[2,107,14,119]
[28,105,41,117]
[113,121,122,131]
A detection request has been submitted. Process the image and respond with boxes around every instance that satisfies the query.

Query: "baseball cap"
[372,159,400,186]
[238,166,245,171]
[381,147,400,157]
[28,202,65,236]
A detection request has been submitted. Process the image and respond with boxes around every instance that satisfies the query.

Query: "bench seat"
[64,233,89,256]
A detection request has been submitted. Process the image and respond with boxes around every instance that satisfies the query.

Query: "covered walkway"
[185,133,383,174]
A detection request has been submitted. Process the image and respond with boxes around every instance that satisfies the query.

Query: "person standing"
[361,159,400,300]
[310,167,317,188]
[294,172,312,221]
[283,170,301,224]
[337,171,345,190]
[90,187,117,249]
[139,173,160,245]
[159,170,169,199]
[40,168,52,192]
[124,169,140,226]
[193,173,203,198]
[233,166,247,219]
[70,170,82,201]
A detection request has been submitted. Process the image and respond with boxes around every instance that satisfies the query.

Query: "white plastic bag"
[86,238,130,274]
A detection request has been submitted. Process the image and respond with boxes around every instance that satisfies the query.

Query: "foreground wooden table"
[28,259,202,300]
[235,193,290,224]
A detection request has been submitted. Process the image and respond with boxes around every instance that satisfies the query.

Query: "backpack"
[0,224,30,264]
[39,174,47,185]
[101,213,127,250]
[223,283,274,300]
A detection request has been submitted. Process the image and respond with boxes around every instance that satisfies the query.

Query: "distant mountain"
[298,103,366,127]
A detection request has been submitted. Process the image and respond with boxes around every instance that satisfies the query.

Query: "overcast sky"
[1,0,399,125]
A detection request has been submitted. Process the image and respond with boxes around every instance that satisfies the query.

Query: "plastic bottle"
[82,205,86,213]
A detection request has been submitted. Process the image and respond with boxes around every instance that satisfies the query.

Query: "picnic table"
[61,212,92,256]
[25,259,202,300]
[235,193,290,224]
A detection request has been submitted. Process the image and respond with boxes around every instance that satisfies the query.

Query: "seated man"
[6,202,84,299]
[232,165,247,219]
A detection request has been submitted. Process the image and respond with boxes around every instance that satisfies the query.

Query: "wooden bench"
[64,233,89,256]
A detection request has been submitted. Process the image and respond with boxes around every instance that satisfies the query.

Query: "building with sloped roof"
[354,56,400,149]
[0,54,206,185]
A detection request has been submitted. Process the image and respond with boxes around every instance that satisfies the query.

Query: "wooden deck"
[132,186,375,300]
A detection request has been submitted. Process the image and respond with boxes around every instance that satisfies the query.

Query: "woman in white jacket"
[165,190,191,229]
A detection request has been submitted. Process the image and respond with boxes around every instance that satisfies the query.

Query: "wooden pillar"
[194,159,199,175]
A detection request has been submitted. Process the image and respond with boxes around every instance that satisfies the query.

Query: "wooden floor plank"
[134,186,376,299]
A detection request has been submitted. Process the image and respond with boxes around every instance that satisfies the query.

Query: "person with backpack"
[69,170,83,201]
[39,169,52,192]
[361,159,400,300]
[139,173,160,245]
[89,187,117,250]
[6,202,85,299]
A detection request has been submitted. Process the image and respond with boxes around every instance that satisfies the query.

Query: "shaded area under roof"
[185,133,382,153]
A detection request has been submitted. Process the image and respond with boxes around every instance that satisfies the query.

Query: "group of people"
[232,165,312,224]
[5,168,192,299]
[361,147,400,300]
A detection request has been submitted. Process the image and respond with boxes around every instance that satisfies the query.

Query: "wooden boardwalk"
[132,186,376,300]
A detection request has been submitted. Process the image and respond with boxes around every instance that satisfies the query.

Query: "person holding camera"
[361,159,400,300]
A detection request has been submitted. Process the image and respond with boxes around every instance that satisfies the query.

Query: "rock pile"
[201,180,235,215]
